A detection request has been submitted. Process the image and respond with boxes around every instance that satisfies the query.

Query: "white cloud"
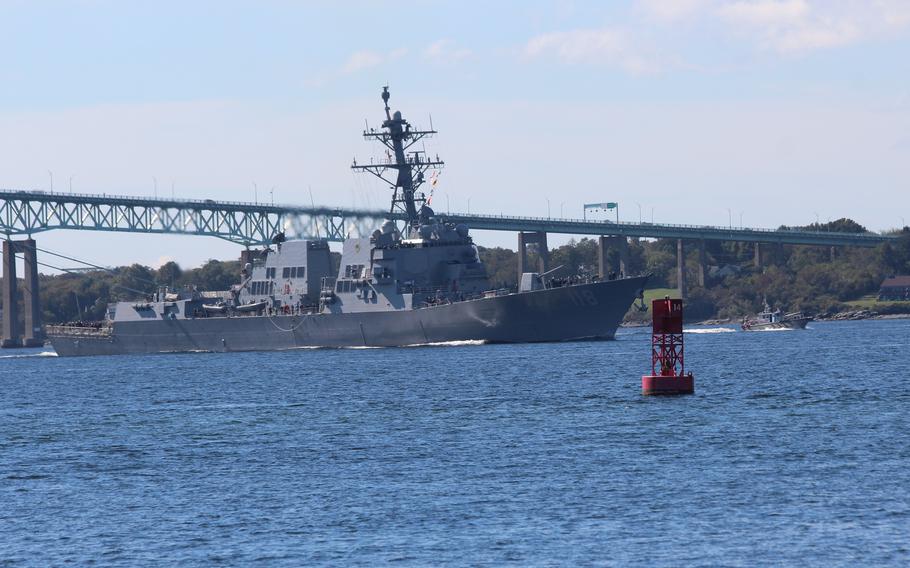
[637,0,711,22]
[771,20,859,52]
[423,39,472,63]
[342,51,383,74]
[877,0,910,28]
[524,28,663,73]
[341,48,407,74]
[718,0,808,27]
[717,0,909,54]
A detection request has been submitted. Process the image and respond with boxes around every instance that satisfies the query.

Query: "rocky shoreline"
[623,310,910,327]
[813,310,910,321]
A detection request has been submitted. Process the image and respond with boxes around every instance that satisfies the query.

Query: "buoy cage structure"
[642,297,694,395]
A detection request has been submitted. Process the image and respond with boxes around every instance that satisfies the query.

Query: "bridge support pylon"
[518,231,549,278]
[677,239,687,299]
[597,236,629,279]
[619,237,629,277]
[1,240,19,347]
[697,239,707,287]
[2,239,44,348]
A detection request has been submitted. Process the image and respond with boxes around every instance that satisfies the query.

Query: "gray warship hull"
[48,277,646,356]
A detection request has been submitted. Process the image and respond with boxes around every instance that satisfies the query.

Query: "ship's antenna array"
[350,86,444,232]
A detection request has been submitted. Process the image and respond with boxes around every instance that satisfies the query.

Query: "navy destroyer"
[48,88,648,356]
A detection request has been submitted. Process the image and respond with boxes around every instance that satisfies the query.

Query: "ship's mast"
[351,86,444,231]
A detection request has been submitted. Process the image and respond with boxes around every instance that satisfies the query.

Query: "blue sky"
[1,0,908,269]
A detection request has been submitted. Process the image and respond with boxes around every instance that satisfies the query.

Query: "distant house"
[878,276,910,301]
[709,264,743,280]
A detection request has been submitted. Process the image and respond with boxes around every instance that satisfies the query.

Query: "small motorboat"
[235,300,268,313]
[201,303,228,314]
[742,303,812,331]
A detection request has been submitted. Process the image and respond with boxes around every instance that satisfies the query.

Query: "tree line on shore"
[482,221,910,321]
[3,219,908,325]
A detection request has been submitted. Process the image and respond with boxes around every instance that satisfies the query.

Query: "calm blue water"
[1,319,909,566]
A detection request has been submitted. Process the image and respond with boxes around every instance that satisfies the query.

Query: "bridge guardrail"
[1,189,894,246]
[437,211,888,239]
[0,188,385,216]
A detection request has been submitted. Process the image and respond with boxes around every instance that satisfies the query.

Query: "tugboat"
[47,87,649,356]
[741,302,812,331]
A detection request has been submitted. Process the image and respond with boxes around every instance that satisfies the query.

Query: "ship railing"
[358,156,437,167]
[482,288,513,298]
[398,284,450,295]
[403,285,494,301]
[198,290,232,299]
[46,325,113,337]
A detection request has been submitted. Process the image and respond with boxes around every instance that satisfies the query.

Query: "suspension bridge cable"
[35,260,152,297]
[33,245,159,285]
[35,247,114,272]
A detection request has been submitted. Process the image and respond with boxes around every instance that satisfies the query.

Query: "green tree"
[115,264,157,299]
[156,261,183,286]
[478,247,517,288]
[187,259,240,291]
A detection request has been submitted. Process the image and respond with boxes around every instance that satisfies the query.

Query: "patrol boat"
[47,88,649,356]
[741,302,812,331]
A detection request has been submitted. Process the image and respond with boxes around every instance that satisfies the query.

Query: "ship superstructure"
[350,86,445,231]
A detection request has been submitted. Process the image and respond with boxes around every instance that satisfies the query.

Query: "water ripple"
[0,320,908,566]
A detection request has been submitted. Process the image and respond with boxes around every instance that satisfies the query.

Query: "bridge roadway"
[0,189,893,247]
[0,188,895,347]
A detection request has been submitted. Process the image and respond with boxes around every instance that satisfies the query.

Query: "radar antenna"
[351,86,444,232]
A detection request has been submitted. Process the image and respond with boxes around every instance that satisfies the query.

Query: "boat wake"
[404,339,487,348]
[287,340,487,350]
[286,345,383,350]
[0,350,58,359]
[684,327,736,334]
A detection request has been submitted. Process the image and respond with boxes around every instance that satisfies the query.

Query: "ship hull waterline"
[48,277,647,357]
[742,318,811,331]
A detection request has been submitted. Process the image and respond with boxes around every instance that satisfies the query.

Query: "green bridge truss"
[0,189,893,248]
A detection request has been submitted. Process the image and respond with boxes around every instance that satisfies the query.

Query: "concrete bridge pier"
[1,240,19,347]
[677,239,687,299]
[597,236,629,279]
[697,239,707,287]
[518,231,549,276]
[754,242,763,269]
[2,238,43,348]
[22,239,42,347]
[617,237,629,277]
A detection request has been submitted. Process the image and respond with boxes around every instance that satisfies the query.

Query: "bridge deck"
[0,189,892,247]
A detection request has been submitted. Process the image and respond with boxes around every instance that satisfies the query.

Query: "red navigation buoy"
[642,296,694,395]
